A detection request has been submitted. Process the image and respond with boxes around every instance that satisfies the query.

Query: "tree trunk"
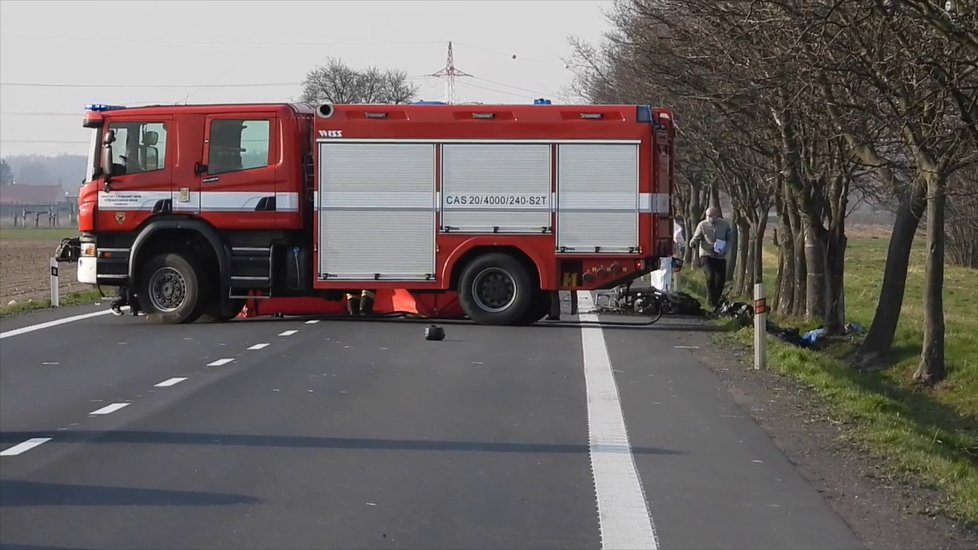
[787,200,807,318]
[823,225,847,335]
[914,175,946,385]
[754,213,768,285]
[861,182,927,358]
[734,217,750,292]
[804,224,828,320]
[775,223,792,313]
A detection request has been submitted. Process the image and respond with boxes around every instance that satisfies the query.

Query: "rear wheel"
[515,290,550,325]
[458,253,534,325]
[137,252,204,324]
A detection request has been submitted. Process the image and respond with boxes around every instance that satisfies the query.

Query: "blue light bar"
[637,105,653,123]
[85,104,127,112]
[533,98,552,105]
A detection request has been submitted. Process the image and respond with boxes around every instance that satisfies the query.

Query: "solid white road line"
[155,377,188,387]
[0,437,52,457]
[279,330,298,336]
[247,343,270,350]
[207,358,235,367]
[577,290,658,550]
[0,309,114,340]
[90,403,130,415]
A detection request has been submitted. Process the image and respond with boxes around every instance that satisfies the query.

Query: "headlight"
[81,243,96,257]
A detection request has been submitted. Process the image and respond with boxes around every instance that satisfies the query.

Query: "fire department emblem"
[115,212,126,224]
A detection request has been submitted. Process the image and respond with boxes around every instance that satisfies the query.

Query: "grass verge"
[0,289,104,317]
[0,227,79,241]
[681,236,978,526]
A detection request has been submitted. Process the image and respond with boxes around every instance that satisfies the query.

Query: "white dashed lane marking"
[248,343,270,350]
[206,358,235,367]
[305,320,320,325]
[0,438,52,457]
[155,377,188,387]
[89,403,130,415]
[279,330,299,337]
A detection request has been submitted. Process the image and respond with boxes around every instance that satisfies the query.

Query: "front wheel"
[458,253,535,325]
[137,252,204,324]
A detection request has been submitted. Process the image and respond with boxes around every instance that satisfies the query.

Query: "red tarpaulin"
[241,289,466,320]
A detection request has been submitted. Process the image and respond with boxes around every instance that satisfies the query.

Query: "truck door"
[196,113,279,228]
[96,117,173,233]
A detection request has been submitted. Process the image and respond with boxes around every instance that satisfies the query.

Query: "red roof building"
[0,185,66,206]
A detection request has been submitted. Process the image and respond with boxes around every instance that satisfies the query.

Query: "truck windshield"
[85,128,98,183]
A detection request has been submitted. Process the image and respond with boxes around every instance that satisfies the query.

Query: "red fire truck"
[57,101,675,325]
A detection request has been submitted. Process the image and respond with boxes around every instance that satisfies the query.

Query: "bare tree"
[300,57,419,105]
[568,0,975,378]
[0,159,13,185]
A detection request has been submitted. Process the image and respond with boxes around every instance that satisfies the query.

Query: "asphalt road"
[0,297,863,550]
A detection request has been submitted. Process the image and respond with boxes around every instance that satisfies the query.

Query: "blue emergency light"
[85,104,126,112]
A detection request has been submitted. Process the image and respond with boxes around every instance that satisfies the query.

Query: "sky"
[0,0,614,157]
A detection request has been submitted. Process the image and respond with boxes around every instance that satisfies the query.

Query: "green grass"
[0,289,103,317]
[0,227,79,241]
[684,235,978,526]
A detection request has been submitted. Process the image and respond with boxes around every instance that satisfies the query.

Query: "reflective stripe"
[99,191,300,212]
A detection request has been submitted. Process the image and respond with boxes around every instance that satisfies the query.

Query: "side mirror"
[101,144,114,187]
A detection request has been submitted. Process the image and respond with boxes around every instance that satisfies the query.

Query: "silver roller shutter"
[557,143,639,253]
[318,142,436,281]
[441,144,552,233]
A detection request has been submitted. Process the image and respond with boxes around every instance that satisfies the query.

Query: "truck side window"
[209,119,270,174]
[107,122,167,175]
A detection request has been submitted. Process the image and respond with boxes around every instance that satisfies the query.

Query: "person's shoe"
[110,301,124,316]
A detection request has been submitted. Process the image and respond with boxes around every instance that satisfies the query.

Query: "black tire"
[458,253,535,325]
[198,298,245,323]
[515,290,550,325]
[136,252,205,324]
[643,295,664,324]
[196,268,243,323]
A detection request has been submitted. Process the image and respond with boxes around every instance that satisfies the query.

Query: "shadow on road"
[0,431,682,456]
[0,480,259,508]
[224,314,721,333]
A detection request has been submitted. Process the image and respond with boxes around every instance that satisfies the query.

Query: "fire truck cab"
[64,101,675,325]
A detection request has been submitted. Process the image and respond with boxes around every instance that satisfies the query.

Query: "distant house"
[0,184,75,226]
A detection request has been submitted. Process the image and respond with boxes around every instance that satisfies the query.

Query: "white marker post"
[754,283,767,370]
[49,257,60,307]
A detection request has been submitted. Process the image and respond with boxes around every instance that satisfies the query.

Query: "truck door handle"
[202,176,219,184]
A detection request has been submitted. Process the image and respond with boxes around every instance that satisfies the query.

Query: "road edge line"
[577,290,659,550]
[0,308,115,340]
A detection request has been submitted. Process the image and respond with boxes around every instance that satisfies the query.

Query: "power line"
[462,82,536,100]
[470,76,554,97]
[0,139,90,144]
[0,111,79,117]
[0,33,445,48]
[0,81,302,89]
[451,41,562,66]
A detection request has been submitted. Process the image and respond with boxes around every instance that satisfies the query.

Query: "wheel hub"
[148,267,187,312]
[472,268,517,312]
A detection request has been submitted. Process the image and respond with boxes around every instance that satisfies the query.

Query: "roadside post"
[754,283,767,370]
[50,257,60,307]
